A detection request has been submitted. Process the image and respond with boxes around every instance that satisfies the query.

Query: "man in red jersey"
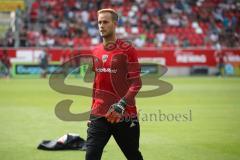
[85,8,143,160]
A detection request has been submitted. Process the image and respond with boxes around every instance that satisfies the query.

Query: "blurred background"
[0,1,240,160]
[0,0,240,77]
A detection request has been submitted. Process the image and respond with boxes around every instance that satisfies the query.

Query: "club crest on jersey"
[102,54,108,63]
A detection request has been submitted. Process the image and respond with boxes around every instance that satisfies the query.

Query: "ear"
[113,20,117,27]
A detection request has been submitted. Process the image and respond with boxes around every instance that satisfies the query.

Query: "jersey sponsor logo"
[102,54,108,63]
[96,67,117,73]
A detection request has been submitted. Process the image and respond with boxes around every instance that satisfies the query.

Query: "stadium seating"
[2,0,240,48]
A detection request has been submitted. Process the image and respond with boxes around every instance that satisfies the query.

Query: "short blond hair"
[98,8,118,22]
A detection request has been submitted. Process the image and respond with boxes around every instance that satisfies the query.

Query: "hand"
[105,98,127,123]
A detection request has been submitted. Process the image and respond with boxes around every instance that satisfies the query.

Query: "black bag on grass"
[37,133,86,151]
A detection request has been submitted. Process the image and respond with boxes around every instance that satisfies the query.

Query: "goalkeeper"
[85,8,143,160]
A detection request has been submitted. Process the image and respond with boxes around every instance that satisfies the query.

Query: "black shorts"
[85,115,143,160]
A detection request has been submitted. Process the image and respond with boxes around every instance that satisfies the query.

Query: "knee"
[85,146,103,160]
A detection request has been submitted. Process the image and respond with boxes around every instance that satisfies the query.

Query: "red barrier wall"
[1,48,240,67]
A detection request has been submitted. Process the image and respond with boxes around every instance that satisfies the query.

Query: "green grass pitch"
[0,77,240,160]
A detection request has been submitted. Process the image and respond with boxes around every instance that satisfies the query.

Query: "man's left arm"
[123,47,142,105]
[106,47,142,123]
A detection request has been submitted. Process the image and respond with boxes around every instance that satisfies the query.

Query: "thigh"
[112,119,143,160]
[86,117,111,160]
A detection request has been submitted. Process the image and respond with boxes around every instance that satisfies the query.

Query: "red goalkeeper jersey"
[91,39,142,117]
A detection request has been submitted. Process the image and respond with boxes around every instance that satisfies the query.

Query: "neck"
[103,34,116,46]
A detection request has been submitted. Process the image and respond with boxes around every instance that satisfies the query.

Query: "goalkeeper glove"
[105,98,127,123]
